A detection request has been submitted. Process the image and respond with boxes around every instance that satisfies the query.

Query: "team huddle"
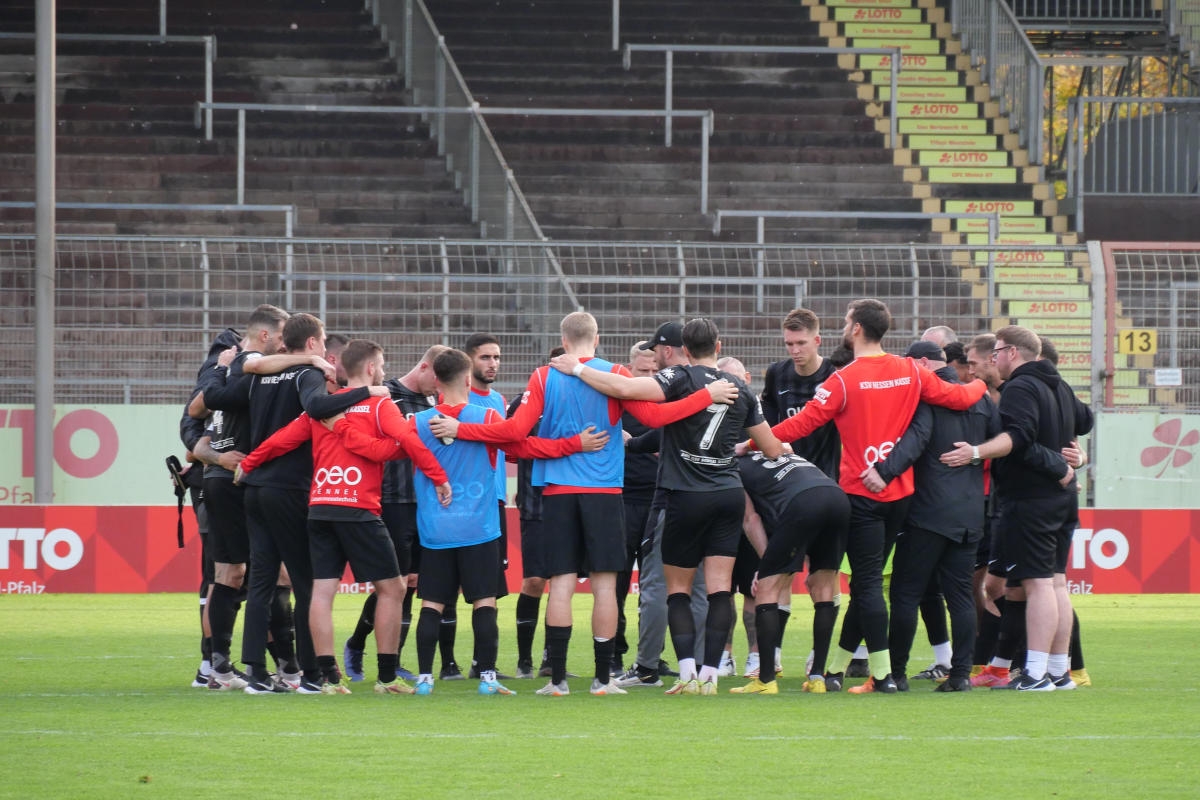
[178,298,1092,697]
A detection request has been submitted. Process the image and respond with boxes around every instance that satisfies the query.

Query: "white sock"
[932,641,953,667]
[1047,653,1069,677]
[989,657,1012,669]
[1025,650,1049,680]
[854,644,868,659]
[481,670,497,683]
[418,673,434,683]
[199,659,212,676]
[678,657,697,680]
[698,664,718,683]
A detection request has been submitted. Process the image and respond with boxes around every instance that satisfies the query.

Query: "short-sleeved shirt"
[468,387,507,503]
[654,364,764,492]
[737,452,838,533]
[381,378,437,505]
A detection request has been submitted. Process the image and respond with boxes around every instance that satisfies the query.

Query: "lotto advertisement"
[1,405,1198,594]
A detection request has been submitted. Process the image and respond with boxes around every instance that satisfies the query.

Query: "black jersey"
[197,351,257,479]
[760,357,841,480]
[381,377,437,505]
[737,453,839,533]
[621,410,658,501]
[240,364,367,491]
[655,364,764,492]
[509,392,545,521]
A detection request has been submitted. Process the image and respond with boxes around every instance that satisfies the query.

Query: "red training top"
[238,390,447,517]
[771,353,987,502]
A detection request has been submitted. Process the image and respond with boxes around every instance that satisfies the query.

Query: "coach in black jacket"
[864,341,1000,690]
[939,325,1091,691]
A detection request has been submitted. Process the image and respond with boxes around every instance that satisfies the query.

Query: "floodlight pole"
[35,0,56,503]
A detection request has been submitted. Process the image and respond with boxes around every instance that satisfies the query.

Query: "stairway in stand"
[808,0,1139,399]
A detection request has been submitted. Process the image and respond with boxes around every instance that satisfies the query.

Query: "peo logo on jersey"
[863,440,896,467]
[315,466,363,488]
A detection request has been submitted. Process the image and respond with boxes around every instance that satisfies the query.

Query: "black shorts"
[804,496,849,574]
[661,487,745,569]
[202,475,249,565]
[519,517,548,580]
[732,533,759,597]
[1001,494,1074,583]
[381,502,418,576]
[542,492,627,575]
[496,501,510,600]
[760,486,851,580]
[419,539,501,605]
[307,516,400,584]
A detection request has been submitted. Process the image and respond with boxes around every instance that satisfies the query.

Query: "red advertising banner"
[2,506,1198,595]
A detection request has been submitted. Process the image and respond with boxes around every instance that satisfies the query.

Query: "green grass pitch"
[2,593,1197,799]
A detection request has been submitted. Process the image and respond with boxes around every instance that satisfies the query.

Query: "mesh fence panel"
[2,235,1085,405]
[1104,243,1200,410]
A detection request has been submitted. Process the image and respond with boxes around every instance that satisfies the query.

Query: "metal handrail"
[624,43,903,148]
[712,209,1000,244]
[0,201,295,237]
[0,32,216,138]
[950,0,1045,163]
[193,101,715,213]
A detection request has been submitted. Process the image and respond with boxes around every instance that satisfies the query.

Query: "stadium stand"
[0,0,478,239]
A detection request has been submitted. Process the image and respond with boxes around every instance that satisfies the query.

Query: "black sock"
[349,592,379,651]
[755,603,780,680]
[545,625,572,685]
[377,652,398,684]
[593,638,615,685]
[201,635,212,664]
[416,607,440,676]
[777,604,791,650]
[919,594,948,647]
[268,585,296,670]
[704,591,733,670]
[975,607,1003,665]
[399,590,414,654]
[995,599,1027,662]
[208,583,240,671]
[473,606,499,675]
[439,605,458,667]
[811,600,838,676]
[666,592,695,665]
[317,654,339,682]
[1069,609,1084,670]
[515,592,541,665]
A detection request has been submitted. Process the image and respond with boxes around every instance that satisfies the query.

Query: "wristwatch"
[969,445,982,466]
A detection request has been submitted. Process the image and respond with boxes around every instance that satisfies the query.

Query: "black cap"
[905,341,946,361]
[639,321,683,350]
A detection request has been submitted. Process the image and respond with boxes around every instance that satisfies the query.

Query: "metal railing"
[366,0,546,243]
[194,101,714,214]
[1065,96,1200,229]
[0,235,1094,405]
[0,202,296,237]
[950,0,1045,163]
[1006,0,1167,26]
[623,43,903,148]
[712,209,1001,315]
[0,32,216,138]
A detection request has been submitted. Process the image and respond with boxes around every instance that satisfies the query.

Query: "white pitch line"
[7,729,1200,743]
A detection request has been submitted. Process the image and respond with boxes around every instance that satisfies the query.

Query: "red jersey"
[238,390,448,517]
[771,353,987,502]
[451,361,716,494]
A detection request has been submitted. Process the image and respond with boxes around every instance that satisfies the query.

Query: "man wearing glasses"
[941,326,1090,691]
